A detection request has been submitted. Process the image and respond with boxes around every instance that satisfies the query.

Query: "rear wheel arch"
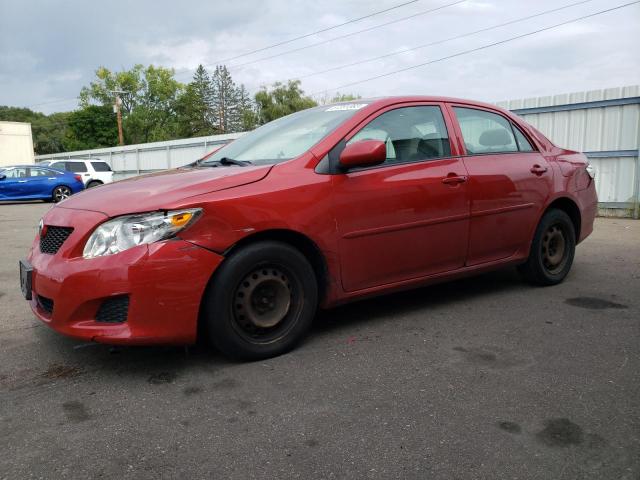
[544,197,581,242]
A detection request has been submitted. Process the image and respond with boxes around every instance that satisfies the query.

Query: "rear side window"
[50,162,65,171]
[454,107,518,155]
[66,161,88,172]
[29,168,51,177]
[91,162,111,172]
[512,125,535,152]
[348,105,451,165]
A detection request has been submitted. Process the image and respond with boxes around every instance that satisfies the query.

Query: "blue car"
[0,165,85,202]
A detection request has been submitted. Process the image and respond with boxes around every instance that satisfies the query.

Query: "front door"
[331,104,470,292]
[450,105,553,265]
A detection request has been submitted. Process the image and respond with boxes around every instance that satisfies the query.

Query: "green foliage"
[4,65,348,154]
[80,64,184,144]
[254,80,317,124]
[63,105,118,151]
[0,106,70,154]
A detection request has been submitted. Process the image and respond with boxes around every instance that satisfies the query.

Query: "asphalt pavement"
[0,202,638,479]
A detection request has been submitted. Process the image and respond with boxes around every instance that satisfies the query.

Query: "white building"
[0,121,35,166]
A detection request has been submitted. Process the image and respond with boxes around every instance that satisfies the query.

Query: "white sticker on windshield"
[325,103,368,112]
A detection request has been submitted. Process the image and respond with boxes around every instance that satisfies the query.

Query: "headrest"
[479,129,512,147]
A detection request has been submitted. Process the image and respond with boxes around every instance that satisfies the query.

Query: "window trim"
[325,102,456,174]
[447,103,540,157]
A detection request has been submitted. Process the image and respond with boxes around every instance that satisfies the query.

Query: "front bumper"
[26,207,223,345]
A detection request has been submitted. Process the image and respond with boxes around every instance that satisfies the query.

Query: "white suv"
[41,159,114,188]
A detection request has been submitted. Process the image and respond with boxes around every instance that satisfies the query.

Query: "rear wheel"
[518,209,576,285]
[86,180,103,188]
[52,185,72,203]
[202,241,318,360]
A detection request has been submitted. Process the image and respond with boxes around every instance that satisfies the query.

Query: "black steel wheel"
[518,208,576,286]
[202,241,318,360]
[52,185,72,203]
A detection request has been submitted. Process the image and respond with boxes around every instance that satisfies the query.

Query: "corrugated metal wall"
[496,85,640,217]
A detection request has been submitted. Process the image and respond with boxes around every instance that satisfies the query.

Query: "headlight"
[83,208,202,259]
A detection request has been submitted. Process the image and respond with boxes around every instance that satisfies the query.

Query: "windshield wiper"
[200,157,252,167]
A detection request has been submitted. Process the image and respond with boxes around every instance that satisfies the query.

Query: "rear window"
[91,162,111,172]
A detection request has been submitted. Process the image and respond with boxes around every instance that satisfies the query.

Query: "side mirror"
[339,140,386,169]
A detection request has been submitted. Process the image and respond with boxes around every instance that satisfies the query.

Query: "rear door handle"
[18,180,27,183]
[442,174,467,185]
[530,164,548,175]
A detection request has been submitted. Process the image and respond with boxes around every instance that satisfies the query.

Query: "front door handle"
[442,174,467,185]
[18,180,27,183]
[530,164,548,175]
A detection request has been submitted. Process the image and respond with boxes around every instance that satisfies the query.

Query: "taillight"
[74,175,82,182]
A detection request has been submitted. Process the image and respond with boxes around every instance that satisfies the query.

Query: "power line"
[27,0,428,108]
[311,1,640,96]
[224,0,466,71]
[202,0,422,65]
[298,0,597,80]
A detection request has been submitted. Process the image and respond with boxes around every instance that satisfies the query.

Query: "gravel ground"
[0,202,638,479]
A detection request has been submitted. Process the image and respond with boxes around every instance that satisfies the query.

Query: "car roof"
[1,164,69,173]
[335,95,511,114]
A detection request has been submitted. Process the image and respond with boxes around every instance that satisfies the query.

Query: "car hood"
[58,165,272,217]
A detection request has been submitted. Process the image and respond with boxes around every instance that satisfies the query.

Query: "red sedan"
[21,96,598,360]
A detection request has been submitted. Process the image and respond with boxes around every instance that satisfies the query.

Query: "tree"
[254,80,317,124]
[235,84,257,132]
[79,64,184,144]
[319,92,362,105]
[0,106,70,154]
[175,65,217,137]
[63,105,118,151]
[210,65,239,133]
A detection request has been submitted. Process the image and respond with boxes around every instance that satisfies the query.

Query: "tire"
[518,208,576,286]
[86,181,103,188]
[202,241,318,360]
[52,185,72,203]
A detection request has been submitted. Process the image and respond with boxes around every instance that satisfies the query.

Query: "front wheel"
[52,185,72,203]
[202,241,318,360]
[518,208,576,286]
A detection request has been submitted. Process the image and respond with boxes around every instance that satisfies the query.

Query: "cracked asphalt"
[1,202,638,479]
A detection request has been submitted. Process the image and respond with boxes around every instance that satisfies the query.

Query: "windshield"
[201,103,368,165]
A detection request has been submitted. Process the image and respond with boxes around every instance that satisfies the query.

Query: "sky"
[0,0,638,114]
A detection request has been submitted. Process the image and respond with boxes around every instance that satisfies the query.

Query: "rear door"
[448,104,552,265]
[26,167,59,198]
[90,161,113,184]
[66,161,90,185]
[331,103,470,292]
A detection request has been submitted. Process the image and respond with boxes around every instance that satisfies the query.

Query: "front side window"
[29,168,51,177]
[512,125,535,152]
[3,168,28,178]
[348,106,451,165]
[454,107,518,155]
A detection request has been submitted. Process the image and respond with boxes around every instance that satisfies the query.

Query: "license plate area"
[19,259,33,300]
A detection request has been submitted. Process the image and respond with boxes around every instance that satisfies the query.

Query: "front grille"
[40,226,74,254]
[96,296,129,323]
[37,295,54,314]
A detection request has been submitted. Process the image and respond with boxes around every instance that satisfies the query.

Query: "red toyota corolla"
[21,96,597,360]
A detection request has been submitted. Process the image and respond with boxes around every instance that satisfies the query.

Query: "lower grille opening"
[37,295,54,314]
[96,295,129,323]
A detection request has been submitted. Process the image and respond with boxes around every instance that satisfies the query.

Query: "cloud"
[0,0,637,113]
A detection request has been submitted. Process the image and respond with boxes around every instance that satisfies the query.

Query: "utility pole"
[111,90,126,146]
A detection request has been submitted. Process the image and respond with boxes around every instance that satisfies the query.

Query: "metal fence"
[35,86,640,217]
[35,132,245,181]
